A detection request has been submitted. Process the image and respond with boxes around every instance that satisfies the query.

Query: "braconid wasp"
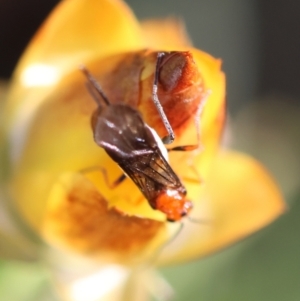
[81,52,203,222]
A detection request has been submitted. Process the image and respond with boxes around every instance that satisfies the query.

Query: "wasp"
[82,52,202,222]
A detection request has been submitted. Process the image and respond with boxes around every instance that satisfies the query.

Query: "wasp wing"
[92,104,157,161]
[120,149,186,208]
[92,103,186,206]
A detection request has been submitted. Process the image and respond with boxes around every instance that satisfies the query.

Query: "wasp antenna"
[187,216,210,224]
[84,82,104,107]
[79,65,111,106]
[152,52,175,145]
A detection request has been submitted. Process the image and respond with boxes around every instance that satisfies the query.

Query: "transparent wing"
[92,104,157,160]
[121,150,186,208]
[92,103,186,207]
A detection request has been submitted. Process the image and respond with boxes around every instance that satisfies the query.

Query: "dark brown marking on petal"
[44,175,165,264]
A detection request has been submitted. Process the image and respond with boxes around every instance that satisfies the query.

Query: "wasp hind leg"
[80,166,127,189]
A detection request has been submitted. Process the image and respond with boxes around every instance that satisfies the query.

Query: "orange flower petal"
[165,48,226,184]
[157,151,286,265]
[141,18,192,49]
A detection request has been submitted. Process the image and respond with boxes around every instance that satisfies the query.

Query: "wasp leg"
[80,166,127,189]
[167,144,199,152]
[181,164,203,185]
[168,85,210,151]
[152,52,175,145]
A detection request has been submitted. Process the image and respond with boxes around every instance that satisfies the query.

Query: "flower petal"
[43,172,167,265]
[158,151,286,265]
[187,49,226,171]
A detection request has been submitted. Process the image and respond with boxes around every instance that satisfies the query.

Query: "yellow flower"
[1,0,285,299]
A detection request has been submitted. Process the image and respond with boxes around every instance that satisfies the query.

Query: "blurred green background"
[1,0,300,300]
